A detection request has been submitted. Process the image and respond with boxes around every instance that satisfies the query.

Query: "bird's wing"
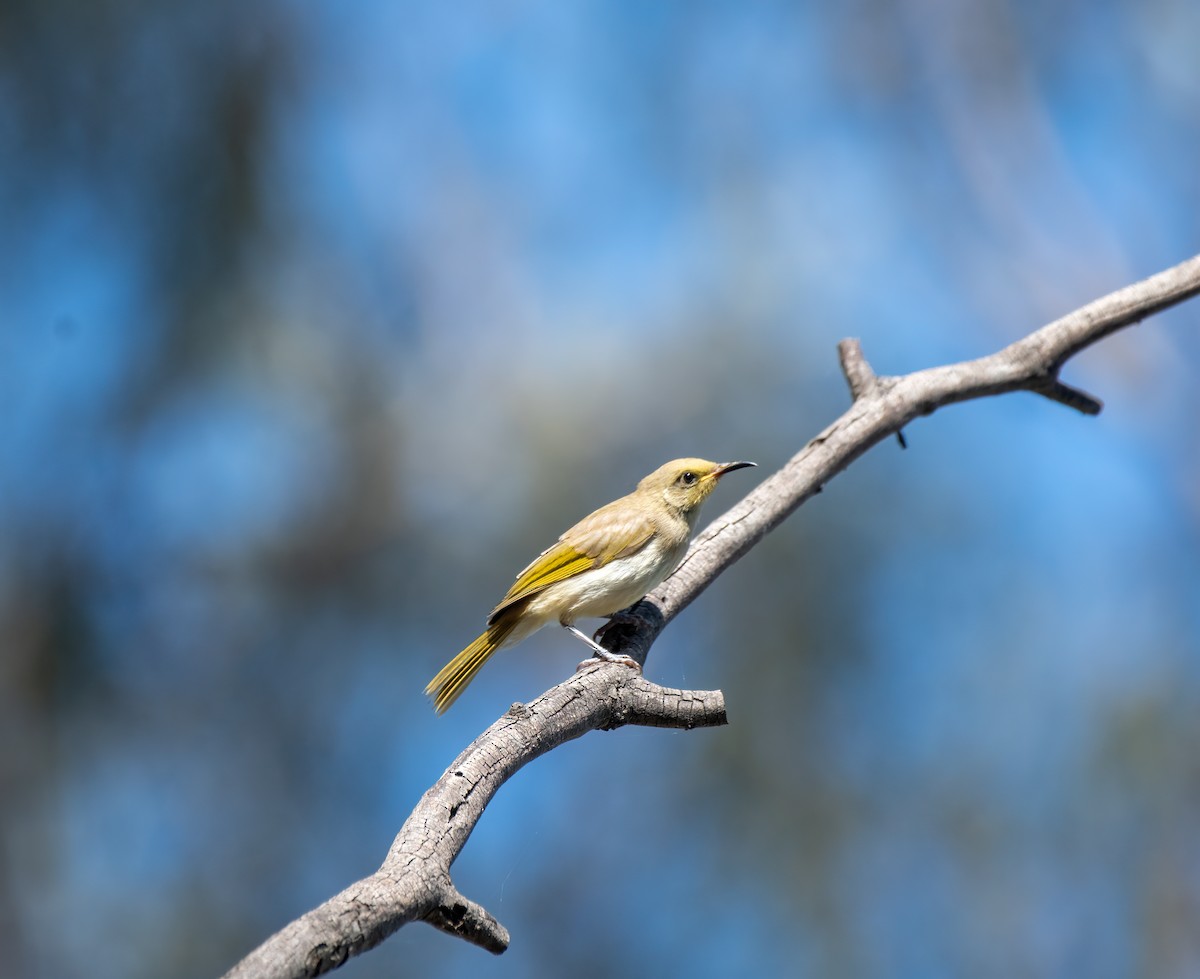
[488,500,656,622]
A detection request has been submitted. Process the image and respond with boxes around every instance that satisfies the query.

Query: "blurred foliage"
[1,1,1199,978]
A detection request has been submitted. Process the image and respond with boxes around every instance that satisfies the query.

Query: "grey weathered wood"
[223,672,726,978]
[224,253,1200,978]
[615,253,1200,654]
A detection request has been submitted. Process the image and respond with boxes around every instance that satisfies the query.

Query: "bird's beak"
[711,461,757,479]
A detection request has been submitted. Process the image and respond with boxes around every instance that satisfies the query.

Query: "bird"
[425,458,756,713]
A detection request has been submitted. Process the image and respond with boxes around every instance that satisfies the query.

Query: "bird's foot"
[564,624,642,673]
[575,652,642,673]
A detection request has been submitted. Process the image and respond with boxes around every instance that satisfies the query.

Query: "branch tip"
[425,888,510,955]
[623,678,727,728]
[837,337,879,402]
[1029,376,1104,415]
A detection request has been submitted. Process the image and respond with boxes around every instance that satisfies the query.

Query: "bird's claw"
[565,622,641,673]
[575,653,642,673]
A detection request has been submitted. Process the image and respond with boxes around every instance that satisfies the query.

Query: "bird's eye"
[680,471,698,486]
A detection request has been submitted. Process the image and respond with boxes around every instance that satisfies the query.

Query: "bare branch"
[223,253,1200,978]
[224,669,725,978]
[1026,374,1103,415]
[837,337,880,401]
[425,887,510,954]
[610,253,1200,646]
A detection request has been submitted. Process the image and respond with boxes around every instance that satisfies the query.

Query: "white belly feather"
[505,534,686,645]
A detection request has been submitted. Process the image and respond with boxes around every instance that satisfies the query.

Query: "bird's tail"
[425,616,518,714]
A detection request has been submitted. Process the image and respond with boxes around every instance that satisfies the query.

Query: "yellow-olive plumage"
[426,458,756,713]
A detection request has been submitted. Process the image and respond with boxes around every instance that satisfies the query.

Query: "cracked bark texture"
[223,253,1200,979]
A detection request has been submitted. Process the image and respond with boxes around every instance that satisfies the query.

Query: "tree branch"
[608,253,1200,655]
[223,253,1200,978]
[223,670,726,978]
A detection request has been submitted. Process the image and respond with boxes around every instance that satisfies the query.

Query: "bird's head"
[638,458,757,515]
